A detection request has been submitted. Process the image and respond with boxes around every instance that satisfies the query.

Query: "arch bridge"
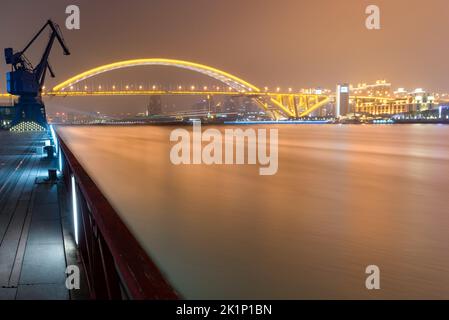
[48,59,330,119]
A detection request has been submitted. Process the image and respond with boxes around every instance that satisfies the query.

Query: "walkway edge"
[58,133,179,300]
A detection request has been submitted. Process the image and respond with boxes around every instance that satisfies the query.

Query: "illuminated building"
[351,80,392,97]
[352,81,439,116]
[336,84,350,116]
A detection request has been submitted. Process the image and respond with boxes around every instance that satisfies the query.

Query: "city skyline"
[1,0,449,94]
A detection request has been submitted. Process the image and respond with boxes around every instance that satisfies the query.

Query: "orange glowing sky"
[1,0,448,112]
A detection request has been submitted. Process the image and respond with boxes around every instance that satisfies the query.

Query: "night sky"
[1,0,449,113]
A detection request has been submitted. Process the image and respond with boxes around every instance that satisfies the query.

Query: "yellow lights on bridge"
[52,58,261,94]
[48,58,334,118]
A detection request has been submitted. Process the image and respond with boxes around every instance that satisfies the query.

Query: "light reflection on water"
[58,124,449,299]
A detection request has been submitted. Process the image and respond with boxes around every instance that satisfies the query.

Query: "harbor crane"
[4,20,70,131]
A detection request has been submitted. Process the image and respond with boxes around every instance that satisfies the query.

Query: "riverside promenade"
[0,131,83,300]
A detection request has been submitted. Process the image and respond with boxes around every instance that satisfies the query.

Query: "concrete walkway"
[0,132,69,300]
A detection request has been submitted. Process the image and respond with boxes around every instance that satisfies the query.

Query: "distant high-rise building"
[147,96,162,116]
[351,80,392,96]
[336,84,350,117]
[223,97,238,113]
[207,95,216,113]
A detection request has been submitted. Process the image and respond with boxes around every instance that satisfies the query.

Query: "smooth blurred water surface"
[58,124,449,299]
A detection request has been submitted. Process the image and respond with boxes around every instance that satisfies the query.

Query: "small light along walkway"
[0,131,83,300]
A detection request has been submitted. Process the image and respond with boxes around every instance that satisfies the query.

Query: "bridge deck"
[0,132,80,300]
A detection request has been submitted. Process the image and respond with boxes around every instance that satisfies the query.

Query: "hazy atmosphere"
[2,0,449,305]
[1,0,449,113]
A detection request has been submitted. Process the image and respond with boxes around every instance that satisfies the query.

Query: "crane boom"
[5,19,70,96]
[3,20,71,131]
[34,20,70,88]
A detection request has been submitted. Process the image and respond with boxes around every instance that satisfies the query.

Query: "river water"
[57,124,449,299]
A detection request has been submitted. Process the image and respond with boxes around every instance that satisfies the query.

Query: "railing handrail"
[58,133,179,300]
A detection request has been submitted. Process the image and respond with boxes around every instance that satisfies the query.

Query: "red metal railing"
[59,135,179,300]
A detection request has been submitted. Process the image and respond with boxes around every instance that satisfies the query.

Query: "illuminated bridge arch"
[52,58,260,93]
[52,59,330,118]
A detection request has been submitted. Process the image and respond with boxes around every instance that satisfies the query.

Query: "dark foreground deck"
[0,131,83,300]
